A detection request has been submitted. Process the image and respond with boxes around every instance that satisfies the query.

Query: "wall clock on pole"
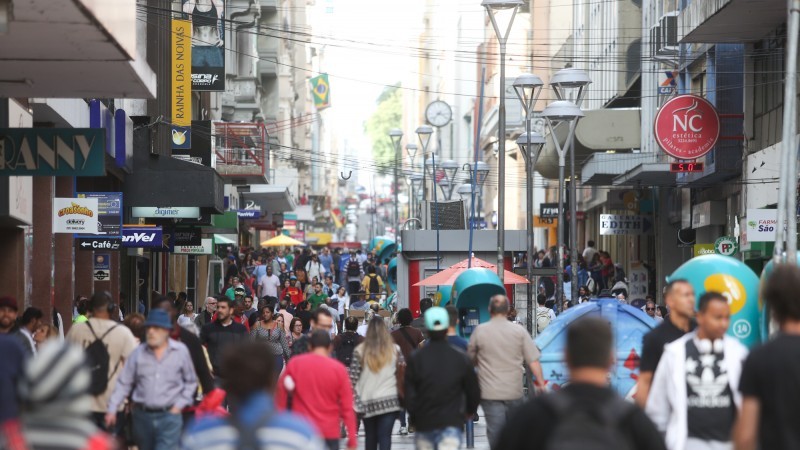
[426,100,452,128]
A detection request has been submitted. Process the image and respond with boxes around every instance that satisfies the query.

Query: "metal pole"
[525,117,535,335]
[569,128,578,305]
[432,150,441,272]
[556,157,565,313]
[497,41,507,282]
[784,0,800,263]
[394,140,400,244]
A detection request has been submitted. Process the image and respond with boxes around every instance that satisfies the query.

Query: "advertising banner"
[745,208,785,242]
[131,206,200,219]
[76,192,122,237]
[173,238,213,254]
[53,198,99,234]
[183,0,225,91]
[0,129,105,176]
[236,209,261,219]
[122,226,164,248]
[599,214,653,236]
[171,19,192,149]
[173,227,202,246]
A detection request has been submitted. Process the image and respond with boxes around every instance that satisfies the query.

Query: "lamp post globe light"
[389,129,403,244]
[406,143,418,167]
[513,72,544,335]
[440,159,459,200]
[541,100,584,312]
[483,0,523,281]
[409,172,423,219]
[438,178,452,200]
[548,68,590,307]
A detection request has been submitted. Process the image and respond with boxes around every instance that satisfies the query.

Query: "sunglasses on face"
[646,307,655,311]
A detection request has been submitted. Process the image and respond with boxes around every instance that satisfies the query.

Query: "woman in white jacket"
[645,292,748,450]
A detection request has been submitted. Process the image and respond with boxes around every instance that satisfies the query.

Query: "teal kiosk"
[368,237,397,267]
[451,268,506,338]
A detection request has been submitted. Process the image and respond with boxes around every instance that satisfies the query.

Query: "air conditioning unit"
[650,23,662,57]
[421,200,467,230]
[657,12,679,56]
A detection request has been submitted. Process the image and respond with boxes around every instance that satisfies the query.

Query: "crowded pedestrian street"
[2,0,800,449]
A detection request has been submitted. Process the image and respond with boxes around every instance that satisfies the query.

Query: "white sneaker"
[399,426,408,435]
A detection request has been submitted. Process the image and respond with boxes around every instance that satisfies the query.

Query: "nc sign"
[122,226,163,248]
[0,129,106,176]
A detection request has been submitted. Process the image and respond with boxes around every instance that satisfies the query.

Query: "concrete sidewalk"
[351,411,490,450]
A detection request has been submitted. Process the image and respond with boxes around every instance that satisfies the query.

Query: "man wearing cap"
[224,276,251,301]
[106,309,197,450]
[405,307,480,449]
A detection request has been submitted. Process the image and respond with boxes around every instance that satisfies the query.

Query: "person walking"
[391,308,424,435]
[308,282,330,310]
[636,279,696,408]
[350,317,403,450]
[259,265,281,305]
[194,296,217,329]
[536,294,556,334]
[362,266,384,302]
[251,303,291,378]
[17,307,42,355]
[410,297,433,331]
[735,264,800,450]
[495,317,666,450]
[306,253,326,281]
[467,295,546,449]
[646,292,746,450]
[276,330,358,450]
[106,309,197,450]
[177,301,197,329]
[200,297,248,384]
[290,308,335,356]
[66,292,138,433]
[405,307,480,449]
[444,305,469,351]
[182,341,325,450]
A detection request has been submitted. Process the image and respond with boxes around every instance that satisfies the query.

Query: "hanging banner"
[171,19,192,149]
[53,197,99,234]
[183,0,225,91]
[309,74,331,110]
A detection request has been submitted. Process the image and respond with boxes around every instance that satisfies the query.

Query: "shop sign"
[171,19,192,150]
[694,243,716,257]
[53,197,99,234]
[132,206,200,219]
[714,236,738,256]
[78,238,121,251]
[181,0,226,91]
[540,202,567,219]
[89,101,133,170]
[76,192,122,237]
[0,128,106,176]
[121,226,163,248]
[93,253,110,281]
[654,95,720,160]
[599,214,653,235]
[173,227,202,246]
[236,209,261,219]
[746,209,785,242]
[173,238,213,255]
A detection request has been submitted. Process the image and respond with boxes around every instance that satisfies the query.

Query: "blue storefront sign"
[0,128,106,176]
[89,100,133,171]
[122,226,164,248]
[236,209,261,219]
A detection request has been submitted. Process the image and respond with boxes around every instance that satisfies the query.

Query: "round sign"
[654,95,720,160]
[714,236,739,257]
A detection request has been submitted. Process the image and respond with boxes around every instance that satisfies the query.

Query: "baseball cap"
[0,296,18,311]
[424,307,449,331]
[290,275,297,280]
[234,287,246,295]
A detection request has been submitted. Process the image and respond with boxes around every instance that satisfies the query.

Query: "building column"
[75,246,94,299]
[54,177,75,332]
[31,177,54,325]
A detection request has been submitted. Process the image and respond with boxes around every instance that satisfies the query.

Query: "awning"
[123,147,224,213]
[582,153,656,186]
[240,185,296,213]
[613,162,676,187]
[214,234,237,245]
[0,0,155,98]
[537,109,641,180]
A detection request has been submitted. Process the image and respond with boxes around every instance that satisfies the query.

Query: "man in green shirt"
[307,282,329,310]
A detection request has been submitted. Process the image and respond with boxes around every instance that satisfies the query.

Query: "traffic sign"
[78,238,121,251]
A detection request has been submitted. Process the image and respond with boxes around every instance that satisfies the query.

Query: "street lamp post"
[513,73,544,335]
[416,126,434,202]
[541,101,584,313]
[516,131,546,334]
[483,0,524,281]
[440,159,459,200]
[408,173,423,220]
[389,129,404,244]
[549,68,591,306]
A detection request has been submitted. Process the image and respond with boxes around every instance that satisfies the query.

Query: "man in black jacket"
[405,306,480,448]
[200,297,247,380]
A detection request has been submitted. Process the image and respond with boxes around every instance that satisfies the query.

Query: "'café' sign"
[0,129,106,176]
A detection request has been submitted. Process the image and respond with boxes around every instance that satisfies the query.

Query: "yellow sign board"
[171,20,191,127]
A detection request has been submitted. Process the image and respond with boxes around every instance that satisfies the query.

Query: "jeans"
[192,45,224,67]
[415,427,462,450]
[325,438,340,450]
[131,409,183,450]
[482,398,523,450]
[399,408,407,427]
[363,412,397,450]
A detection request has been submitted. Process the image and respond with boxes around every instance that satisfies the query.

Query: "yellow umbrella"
[260,234,306,247]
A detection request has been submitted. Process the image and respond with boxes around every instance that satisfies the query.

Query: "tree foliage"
[364,85,402,173]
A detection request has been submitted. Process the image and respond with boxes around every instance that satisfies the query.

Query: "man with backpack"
[536,294,557,334]
[496,317,666,450]
[361,266,384,302]
[181,341,325,450]
[66,291,137,433]
[345,250,363,294]
[333,316,364,369]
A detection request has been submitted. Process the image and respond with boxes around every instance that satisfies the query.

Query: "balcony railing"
[214,122,269,184]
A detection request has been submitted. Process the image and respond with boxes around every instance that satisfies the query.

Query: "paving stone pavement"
[348,410,490,450]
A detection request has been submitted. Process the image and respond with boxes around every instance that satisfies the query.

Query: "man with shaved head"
[467,294,546,449]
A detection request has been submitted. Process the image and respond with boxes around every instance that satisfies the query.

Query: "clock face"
[426,100,452,127]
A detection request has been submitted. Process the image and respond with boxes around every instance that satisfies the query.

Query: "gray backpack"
[543,393,635,450]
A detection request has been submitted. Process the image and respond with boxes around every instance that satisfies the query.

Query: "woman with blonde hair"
[350,317,403,450]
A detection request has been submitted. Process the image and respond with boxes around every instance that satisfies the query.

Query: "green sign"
[0,128,106,176]
[715,236,739,256]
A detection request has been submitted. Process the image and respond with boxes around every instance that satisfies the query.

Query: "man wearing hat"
[224,276,251,301]
[106,309,197,450]
[404,307,481,449]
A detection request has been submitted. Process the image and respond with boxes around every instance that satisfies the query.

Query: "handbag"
[394,348,406,407]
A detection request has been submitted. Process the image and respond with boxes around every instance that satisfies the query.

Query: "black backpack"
[335,332,359,367]
[367,275,380,294]
[85,322,119,396]
[542,392,635,450]
[347,260,361,277]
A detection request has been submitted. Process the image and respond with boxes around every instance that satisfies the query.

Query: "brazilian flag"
[310,74,331,110]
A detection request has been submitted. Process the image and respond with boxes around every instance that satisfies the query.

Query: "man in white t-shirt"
[582,240,598,264]
[258,265,281,304]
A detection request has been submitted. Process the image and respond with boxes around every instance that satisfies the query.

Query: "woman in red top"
[280,278,303,305]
